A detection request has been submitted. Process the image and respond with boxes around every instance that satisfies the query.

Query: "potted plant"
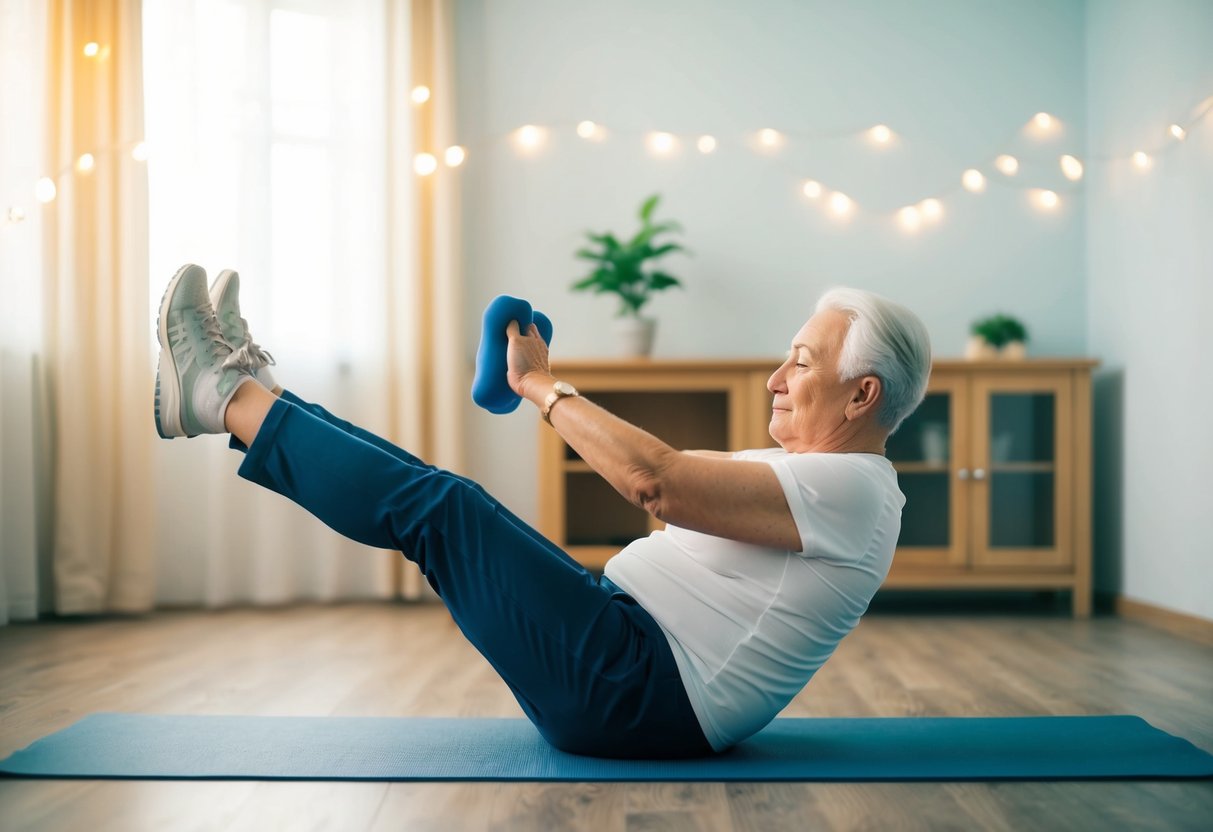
[967,313,1029,359]
[571,194,689,357]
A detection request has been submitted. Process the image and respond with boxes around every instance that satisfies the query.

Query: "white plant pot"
[1000,340,1027,360]
[614,315,656,358]
[964,335,1000,360]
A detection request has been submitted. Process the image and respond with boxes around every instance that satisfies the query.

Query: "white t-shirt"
[603,449,905,751]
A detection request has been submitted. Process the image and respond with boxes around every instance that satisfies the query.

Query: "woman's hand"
[505,319,554,401]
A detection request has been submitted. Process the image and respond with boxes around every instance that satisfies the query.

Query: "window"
[143,0,389,368]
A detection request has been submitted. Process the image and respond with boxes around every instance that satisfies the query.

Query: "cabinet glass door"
[971,373,1073,570]
[887,373,968,569]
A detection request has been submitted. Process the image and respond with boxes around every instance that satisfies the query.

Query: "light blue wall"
[1086,0,1213,620]
[455,0,1089,527]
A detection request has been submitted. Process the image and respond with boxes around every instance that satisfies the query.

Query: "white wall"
[1086,0,1213,620]
[455,0,1089,524]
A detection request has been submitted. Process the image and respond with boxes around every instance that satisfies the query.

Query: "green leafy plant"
[571,194,689,317]
[971,313,1029,348]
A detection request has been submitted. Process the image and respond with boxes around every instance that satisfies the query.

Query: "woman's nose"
[767,367,785,394]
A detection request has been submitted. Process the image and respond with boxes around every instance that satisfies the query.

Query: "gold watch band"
[541,381,579,425]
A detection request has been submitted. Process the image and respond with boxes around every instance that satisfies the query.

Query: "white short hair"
[815,287,932,436]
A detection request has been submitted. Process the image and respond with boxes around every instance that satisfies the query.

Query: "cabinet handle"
[973,468,987,480]
[957,468,970,480]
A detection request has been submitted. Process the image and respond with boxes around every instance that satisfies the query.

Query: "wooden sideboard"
[537,358,1098,617]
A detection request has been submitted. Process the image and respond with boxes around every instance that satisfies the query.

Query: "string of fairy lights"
[5,43,1210,235]
[458,94,1210,233]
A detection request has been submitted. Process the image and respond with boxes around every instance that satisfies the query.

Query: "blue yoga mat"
[2,714,1211,781]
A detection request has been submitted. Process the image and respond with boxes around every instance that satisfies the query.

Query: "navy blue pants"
[231,391,712,759]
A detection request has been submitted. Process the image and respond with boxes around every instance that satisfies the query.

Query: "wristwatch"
[541,380,580,425]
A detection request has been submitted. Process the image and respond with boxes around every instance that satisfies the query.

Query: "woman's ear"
[846,375,882,420]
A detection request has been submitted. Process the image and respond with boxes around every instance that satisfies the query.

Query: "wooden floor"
[2,601,1211,831]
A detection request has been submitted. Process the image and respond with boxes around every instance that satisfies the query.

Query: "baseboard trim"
[1115,595,1213,646]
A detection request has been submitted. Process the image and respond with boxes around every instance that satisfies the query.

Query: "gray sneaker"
[155,264,254,438]
[209,269,278,391]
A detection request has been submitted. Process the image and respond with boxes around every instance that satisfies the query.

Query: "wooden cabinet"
[536,358,1098,617]
[884,360,1097,617]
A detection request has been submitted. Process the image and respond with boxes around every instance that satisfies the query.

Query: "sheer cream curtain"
[0,0,458,623]
[393,0,464,598]
[142,0,461,606]
[0,0,52,624]
[2,0,150,622]
[42,0,156,616]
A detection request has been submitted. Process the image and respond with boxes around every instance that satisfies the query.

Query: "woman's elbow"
[628,449,688,521]
[628,468,667,519]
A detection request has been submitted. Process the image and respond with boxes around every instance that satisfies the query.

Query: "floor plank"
[2,602,1211,831]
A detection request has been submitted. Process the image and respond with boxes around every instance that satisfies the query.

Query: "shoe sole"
[154,265,194,439]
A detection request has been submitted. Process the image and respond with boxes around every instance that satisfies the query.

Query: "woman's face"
[766,309,860,452]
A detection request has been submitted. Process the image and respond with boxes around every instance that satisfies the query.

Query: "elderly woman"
[155,264,932,759]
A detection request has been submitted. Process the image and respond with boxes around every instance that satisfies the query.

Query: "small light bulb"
[829,192,853,217]
[1033,112,1054,131]
[576,120,597,139]
[131,142,149,162]
[919,198,943,221]
[962,169,986,193]
[413,153,437,176]
[647,131,676,155]
[697,135,716,154]
[1031,189,1060,211]
[995,154,1019,176]
[411,86,431,104]
[1132,151,1152,170]
[1040,190,1059,208]
[6,206,26,224]
[444,145,466,167]
[802,180,822,199]
[35,177,57,203]
[759,128,781,147]
[1059,154,1083,181]
[898,206,921,232]
[869,124,892,145]
[514,125,546,153]
[83,42,99,57]
[1168,124,1186,141]
[76,153,95,173]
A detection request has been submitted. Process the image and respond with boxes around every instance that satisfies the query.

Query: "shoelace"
[169,304,250,379]
[221,316,276,372]
[196,304,232,361]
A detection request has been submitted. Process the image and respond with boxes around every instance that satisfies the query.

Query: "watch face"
[555,381,576,395]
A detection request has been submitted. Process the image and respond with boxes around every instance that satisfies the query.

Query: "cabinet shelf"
[989,462,1055,473]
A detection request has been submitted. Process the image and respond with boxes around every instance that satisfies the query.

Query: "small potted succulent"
[967,313,1029,359]
[571,194,688,357]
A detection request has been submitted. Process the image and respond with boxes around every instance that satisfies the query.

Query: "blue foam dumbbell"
[471,294,554,414]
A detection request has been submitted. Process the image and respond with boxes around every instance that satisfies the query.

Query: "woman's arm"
[506,322,801,551]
